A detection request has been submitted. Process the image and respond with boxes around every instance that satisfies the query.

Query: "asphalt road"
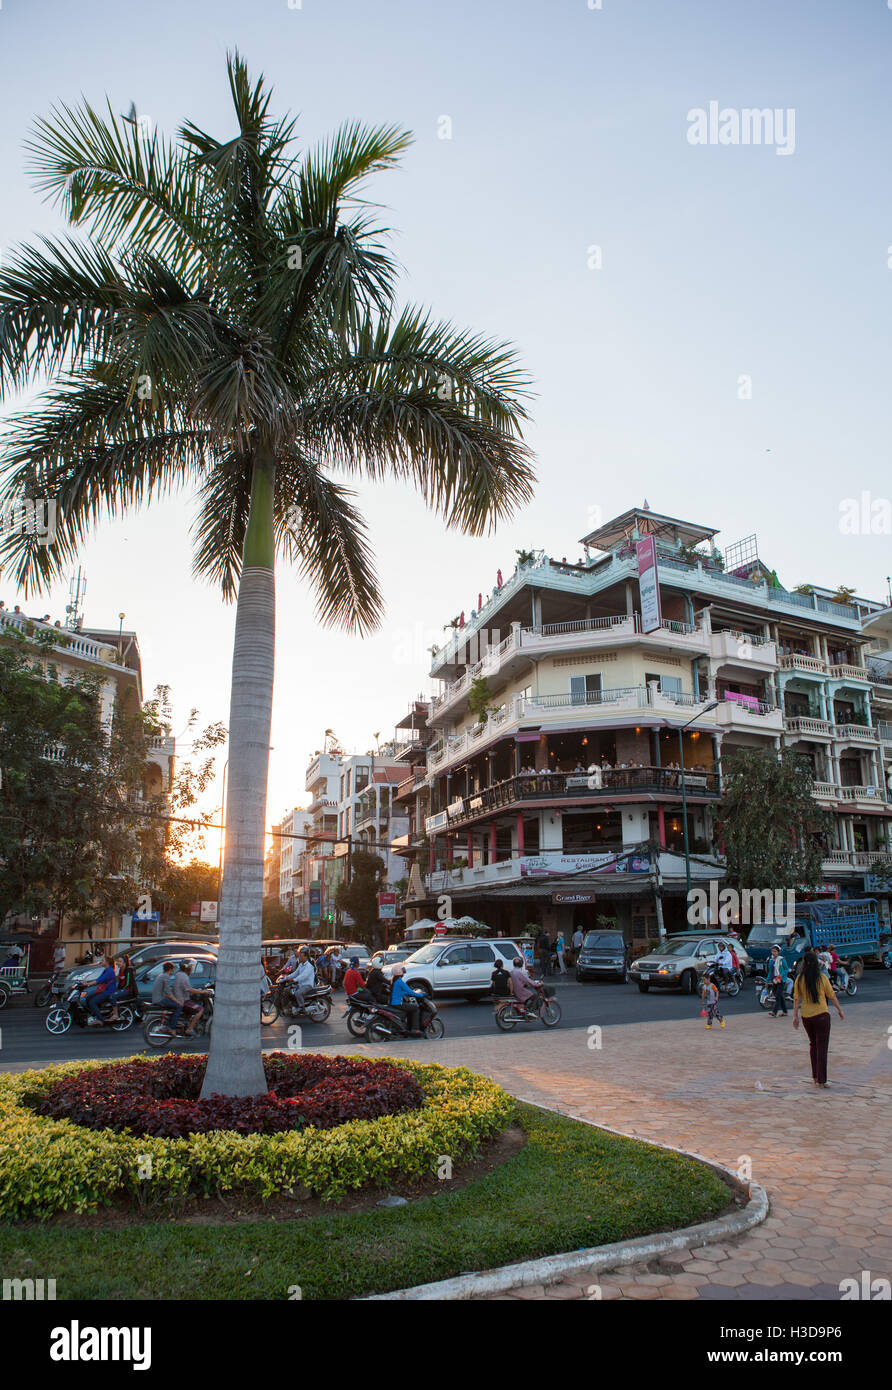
[1,971,889,1070]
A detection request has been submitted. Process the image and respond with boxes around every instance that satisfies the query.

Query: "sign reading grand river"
[636,535,662,633]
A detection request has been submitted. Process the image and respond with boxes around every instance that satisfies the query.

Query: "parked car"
[575,930,631,982]
[389,938,524,999]
[630,934,749,994]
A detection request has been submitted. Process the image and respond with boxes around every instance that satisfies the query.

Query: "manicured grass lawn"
[0,1105,730,1299]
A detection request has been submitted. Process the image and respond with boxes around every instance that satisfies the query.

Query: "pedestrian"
[793,948,844,1087]
[701,972,724,1029]
[53,941,66,973]
[768,945,789,1017]
[572,925,584,961]
[555,932,567,975]
[537,929,551,978]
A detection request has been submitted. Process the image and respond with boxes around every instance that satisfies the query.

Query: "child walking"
[701,973,725,1029]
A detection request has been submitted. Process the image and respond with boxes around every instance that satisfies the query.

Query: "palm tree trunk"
[201,455,276,1098]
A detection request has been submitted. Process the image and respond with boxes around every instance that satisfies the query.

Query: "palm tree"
[0,54,534,1096]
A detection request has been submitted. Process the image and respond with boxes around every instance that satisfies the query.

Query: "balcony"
[833,723,878,744]
[715,697,784,735]
[779,654,828,676]
[709,630,778,670]
[429,550,862,679]
[821,850,886,872]
[427,685,719,777]
[812,783,890,808]
[428,613,711,725]
[784,716,833,739]
[829,664,871,684]
[308,794,338,814]
[837,785,888,806]
[425,765,720,832]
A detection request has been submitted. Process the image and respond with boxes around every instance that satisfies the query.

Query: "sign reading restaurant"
[636,535,662,633]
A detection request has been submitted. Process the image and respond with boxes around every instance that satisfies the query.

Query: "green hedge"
[0,1056,514,1220]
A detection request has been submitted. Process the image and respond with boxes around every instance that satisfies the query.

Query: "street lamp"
[664,701,719,899]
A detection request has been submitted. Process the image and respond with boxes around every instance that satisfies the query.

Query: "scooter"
[363,996,444,1043]
[272,974,333,1022]
[344,989,379,1038]
[143,989,215,1047]
[45,984,137,1034]
[494,980,562,1030]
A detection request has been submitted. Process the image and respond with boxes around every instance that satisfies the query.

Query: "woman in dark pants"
[793,949,845,1087]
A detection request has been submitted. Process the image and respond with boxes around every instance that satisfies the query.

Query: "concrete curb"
[364,1098,769,1301]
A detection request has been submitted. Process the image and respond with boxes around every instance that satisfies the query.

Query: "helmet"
[179,959,194,973]
[350,956,359,968]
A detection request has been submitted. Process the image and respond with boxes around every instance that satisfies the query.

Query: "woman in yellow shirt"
[793,949,845,1087]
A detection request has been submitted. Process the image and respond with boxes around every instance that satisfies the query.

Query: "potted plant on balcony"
[793,583,815,596]
[831,585,857,605]
[469,676,496,731]
[515,549,536,568]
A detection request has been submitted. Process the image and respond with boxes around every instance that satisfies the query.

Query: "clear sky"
[2,0,891,861]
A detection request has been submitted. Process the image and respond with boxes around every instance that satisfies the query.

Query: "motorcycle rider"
[289,948,316,1011]
[168,960,211,1037]
[714,943,736,988]
[509,956,539,1016]
[389,964,425,1035]
[362,963,389,1005]
[85,953,117,1026]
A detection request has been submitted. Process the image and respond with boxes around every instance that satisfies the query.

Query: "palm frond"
[297,307,535,533]
[26,100,213,280]
[276,460,383,633]
[0,369,211,592]
[0,236,126,394]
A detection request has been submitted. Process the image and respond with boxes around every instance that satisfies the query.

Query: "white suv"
[387,938,523,999]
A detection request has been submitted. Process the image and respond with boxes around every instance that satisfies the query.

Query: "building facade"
[403,507,892,949]
[0,604,175,959]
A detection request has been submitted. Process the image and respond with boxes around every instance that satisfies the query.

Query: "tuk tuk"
[0,939,31,1007]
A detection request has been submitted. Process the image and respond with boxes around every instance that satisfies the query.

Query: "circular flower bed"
[1,1054,514,1219]
[34,1053,425,1137]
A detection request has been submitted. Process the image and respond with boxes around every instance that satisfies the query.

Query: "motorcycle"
[494,981,562,1031]
[344,989,379,1038]
[45,984,137,1035]
[143,989,215,1047]
[363,995,445,1043]
[271,974,333,1022]
[34,971,61,1008]
[754,968,856,1011]
[705,965,743,998]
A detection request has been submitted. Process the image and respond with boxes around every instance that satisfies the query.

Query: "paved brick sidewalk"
[334,996,892,1301]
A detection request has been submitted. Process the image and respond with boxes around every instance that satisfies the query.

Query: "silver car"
[630,935,749,994]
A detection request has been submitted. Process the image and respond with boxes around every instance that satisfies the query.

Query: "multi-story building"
[336,751,410,875]
[405,506,892,950]
[278,806,313,916]
[0,603,175,958]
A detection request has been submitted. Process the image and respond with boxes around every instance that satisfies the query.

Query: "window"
[646,672,681,693]
[441,946,469,965]
[469,945,495,963]
[569,673,601,705]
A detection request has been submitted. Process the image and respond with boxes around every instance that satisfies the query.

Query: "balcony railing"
[779,654,828,674]
[426,766,721,831]
[834,724,878,743]
[830,663,870,682]
[784,716,833,737]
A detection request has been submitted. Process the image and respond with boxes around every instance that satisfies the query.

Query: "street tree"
[0,54,533,1095]
[336,850,386,946]
[716,748,832,894]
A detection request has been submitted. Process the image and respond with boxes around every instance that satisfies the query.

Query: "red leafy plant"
[33,1052,425,1138]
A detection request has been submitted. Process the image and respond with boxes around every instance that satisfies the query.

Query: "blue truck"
[745,898,883,979]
